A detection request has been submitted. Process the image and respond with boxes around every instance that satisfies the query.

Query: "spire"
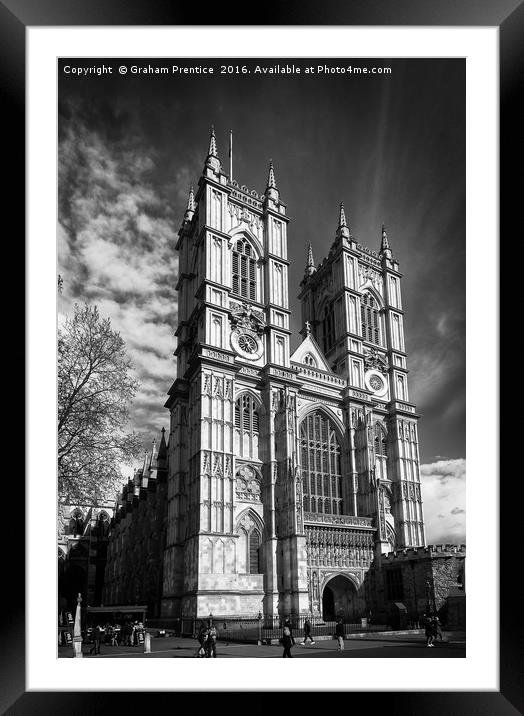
[157,427,168,462]
[183,185,195,223]
[379,223,392,258]
[339,203,347,228]
[305,243,316,276]
[149,438,157,469]
[336,203,350,240]
[204,126,221,173]
[381,224,390,249]
[141,450,148,476]
[264,159,279,202]
[267,160,277,189]
[208,125,218,157]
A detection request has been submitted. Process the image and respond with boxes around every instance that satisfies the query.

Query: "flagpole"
[229,130,233,181]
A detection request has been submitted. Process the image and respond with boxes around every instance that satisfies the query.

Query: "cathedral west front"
[155,127,436,624]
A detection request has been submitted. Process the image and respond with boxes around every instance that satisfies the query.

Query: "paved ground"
[59,632,465,659]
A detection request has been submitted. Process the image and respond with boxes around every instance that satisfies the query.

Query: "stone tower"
[298,208,426,555]
[161,131,425,622]
[162,129,308,619]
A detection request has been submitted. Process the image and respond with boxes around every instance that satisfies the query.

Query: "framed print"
[3,0,520,711]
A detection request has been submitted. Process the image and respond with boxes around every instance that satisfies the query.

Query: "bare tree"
[58,303,142,502]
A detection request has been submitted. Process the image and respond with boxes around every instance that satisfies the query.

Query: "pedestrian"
[424,614,434,647]
[300,618,315,645]
[207,621,218,658]
[122,622,130,646]
[432,615,443,643]
[110,624,119,647]
[195,620,208,657]
[335,619,345,651]
[281,619,295,658]
[89,625,102,655]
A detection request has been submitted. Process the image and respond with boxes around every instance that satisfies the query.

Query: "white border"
[27,27,498,692]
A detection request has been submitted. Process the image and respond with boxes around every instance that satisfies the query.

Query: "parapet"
[381,543,466,562]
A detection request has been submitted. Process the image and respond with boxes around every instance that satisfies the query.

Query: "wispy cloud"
[421,459,466,544]
[58,107,181,462]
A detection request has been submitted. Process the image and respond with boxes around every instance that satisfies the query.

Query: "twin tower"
[160,128,425,621]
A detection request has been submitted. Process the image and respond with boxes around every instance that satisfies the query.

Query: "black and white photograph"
[55,56,467,662]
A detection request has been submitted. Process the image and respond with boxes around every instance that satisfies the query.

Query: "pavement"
[58,631,465,659]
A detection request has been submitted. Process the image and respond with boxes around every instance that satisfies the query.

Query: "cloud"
[421,459,466,544]
[58,106,182,464]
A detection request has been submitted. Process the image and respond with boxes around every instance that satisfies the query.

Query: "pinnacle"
[208,126,218,158]
[267,160,277,190]
[339,202,348,228]
[380,223,391,253]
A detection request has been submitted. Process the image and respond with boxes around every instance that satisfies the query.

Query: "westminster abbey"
[103,129,465,626]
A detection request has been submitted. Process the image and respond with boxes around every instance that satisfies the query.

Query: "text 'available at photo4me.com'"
[61,62,393,77]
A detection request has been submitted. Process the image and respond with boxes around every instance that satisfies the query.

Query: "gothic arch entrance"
[322,575,358,622]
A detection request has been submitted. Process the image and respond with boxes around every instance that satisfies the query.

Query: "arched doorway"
[322,575,358,622]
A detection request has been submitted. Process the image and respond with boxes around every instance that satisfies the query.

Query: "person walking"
[123,621,131,646]
[281,619,295,658]
[89,625,102,655]
[433,615,443,642]
[300,618,315,645]
[207,621,218,658]
[195,621,208,657]
[335,619,345,651]
[424,614,435,647]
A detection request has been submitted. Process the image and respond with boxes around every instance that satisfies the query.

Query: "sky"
[58,57,465,544]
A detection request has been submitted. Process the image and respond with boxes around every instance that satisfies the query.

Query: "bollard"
[144,631,151,654]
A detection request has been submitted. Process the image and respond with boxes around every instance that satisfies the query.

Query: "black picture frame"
[5,0,518,712]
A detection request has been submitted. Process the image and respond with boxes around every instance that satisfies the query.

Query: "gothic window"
[249,529,261,573]
[304,353,317,368]
[98,511,110,537]
[360,292,381,345]
[232,239,256,301]
[69,510,84,536]
[300,411,344,516]
[235,394,259,433]
[322,304,335,353]
[238,520,262,574]
[374,424,388,457]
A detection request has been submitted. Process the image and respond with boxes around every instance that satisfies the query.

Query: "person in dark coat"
[300,618,315,645]
[433,615,443,642]
[335,619,345,651]
[195,621,208,657]
[207,620,218,658]
[281,619,295,658]
[424,614,435,647]
[89,625,102,655]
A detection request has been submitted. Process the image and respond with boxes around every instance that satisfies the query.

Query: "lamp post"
[425,580,432,616]
[73,592,83,658]
[257,611,262,646]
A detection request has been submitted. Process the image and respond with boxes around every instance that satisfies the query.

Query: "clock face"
[231,329,264,361]
[365,369,388,398]
[369,375,384,392]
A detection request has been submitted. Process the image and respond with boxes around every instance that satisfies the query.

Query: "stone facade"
[58,499,114,613]
[371,544,466,627]
[100,131,465,626]
[102,432,168,617]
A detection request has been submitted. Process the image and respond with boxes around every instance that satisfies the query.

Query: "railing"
[146,612,431,641]
[146,615,391,643]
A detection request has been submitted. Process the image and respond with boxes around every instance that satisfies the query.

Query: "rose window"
[237,333,258,353]
[369,375,384,391]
